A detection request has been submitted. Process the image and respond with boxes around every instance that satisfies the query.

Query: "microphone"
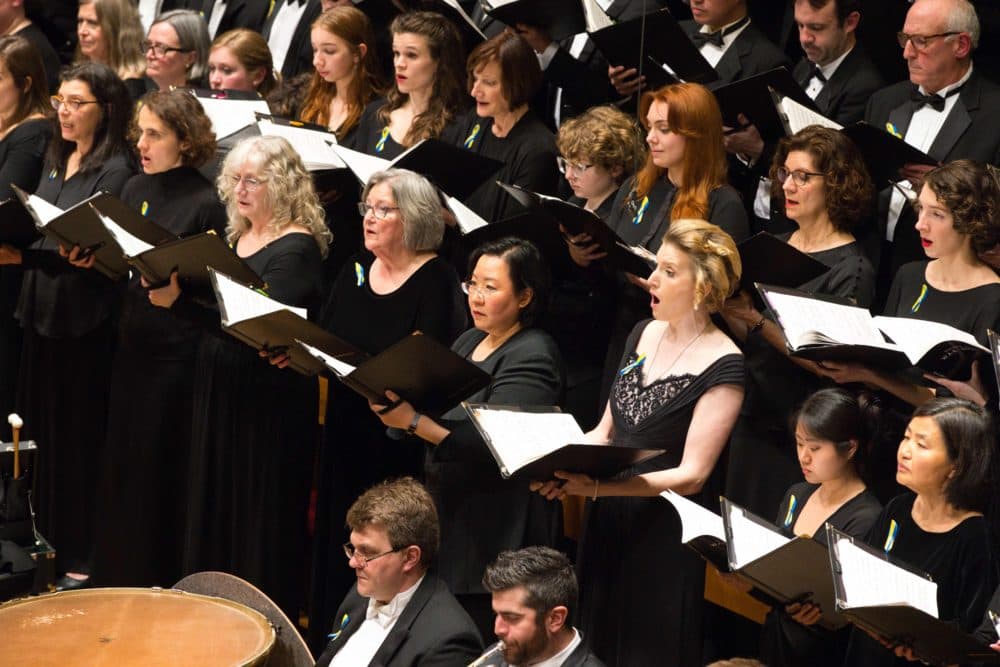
[467,641,505,667]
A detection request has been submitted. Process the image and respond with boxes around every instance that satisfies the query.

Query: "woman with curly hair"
[346,11,468,158]
[89,89,226,588]
[720,125,878,517]
[75,0,147,98]
[147,135,330,616]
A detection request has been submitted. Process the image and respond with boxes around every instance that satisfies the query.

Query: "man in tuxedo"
[865,0,1000,299]
[262,0,321,79]
[190,0,270,39]
[471,547,604,667]
[314,477,483,667]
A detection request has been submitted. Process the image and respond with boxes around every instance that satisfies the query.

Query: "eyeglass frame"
[896,31,960,51]
[50,95,101,112]
[228,174,267,191]
[358,202,400,220]
[460,280,500,299]
[343,541,404,567]
[142,40,193,58]
[557,156,594,175]
[776,166,826,187]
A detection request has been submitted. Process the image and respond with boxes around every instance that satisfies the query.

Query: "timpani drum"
[0,587,275,666]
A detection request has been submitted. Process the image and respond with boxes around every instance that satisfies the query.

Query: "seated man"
[315,477,483,667]
[474,546,604,667]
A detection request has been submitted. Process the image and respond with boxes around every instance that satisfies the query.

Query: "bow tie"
[810,66,827,84]
[690,15,749,49]
[910,84,962,112]
[366,600,400,628]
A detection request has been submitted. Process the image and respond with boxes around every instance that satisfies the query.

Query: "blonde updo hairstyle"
[217,135,332,257]
[660,219,741,313]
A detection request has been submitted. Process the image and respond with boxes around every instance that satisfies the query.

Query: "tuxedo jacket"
[680,19,789,87]
[791,44,885,125]
[314,575,483,667]
[534,37,614,131]
[262,0,322,79]
[172,0,269,34]
[864,68,1000,279]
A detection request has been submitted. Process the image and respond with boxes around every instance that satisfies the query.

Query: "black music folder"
[0,198,40,247]
[492,183,656,276]
[989,329,1000,411]
[737,232,829,289]
[721,498,847,631]
[208,268,362,376]
[588,9,718,87]
[482,0,586,41]
[127,231,263,290]
[712,67,817,140]
[13,186,174,281]
[297,332,492,415]
[826,525,1000,665]
[460,209,568,269]
[465,403,664,480]
[419,0,485,50]
[660,490,730,572]
[840,121,937,187]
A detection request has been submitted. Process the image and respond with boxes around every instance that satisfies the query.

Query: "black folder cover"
[507,443,665,481]
[305,332,492,415]
[0,199,40,247]
[124,231,262,290]
[738,232,829,289]
[588,10,718,88]
[491,183,655,276]
[712,67,817,140]
[840,121,937,187]
[482,0,586,41]
[721,499,847,631]
[394,139,504,200]
[460,210,567,268]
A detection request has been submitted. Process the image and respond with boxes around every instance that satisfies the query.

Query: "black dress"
[181,232,323,618]
[0,118,51,418]
[576,319,745,667]
[15,154,133,571]
[842,493,997,667]
[425,327,565,634]
[308,251,467,651]
[455,110,561,222]
[91,167,226,587]
[760,482,882,667]
[345,96,466,159]
[726,237,876,518]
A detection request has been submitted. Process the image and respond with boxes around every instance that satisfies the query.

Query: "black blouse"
[775,482,882,544]
[0,118,51,200]
[345,96,466,160]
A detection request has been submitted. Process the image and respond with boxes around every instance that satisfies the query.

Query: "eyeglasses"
[557,156,594,175]
[896,31,960,50]
[142,40,191,57]
[776,167,825,187]
[50,95,100,112]
[461,280,499,298]
[358,202,400,220]
[228,174,266,191]
[343,542,402,568]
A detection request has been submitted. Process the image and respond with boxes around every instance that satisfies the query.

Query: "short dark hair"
[0,35,50,127]
[133,89,217,167]
[770,125,873,233]
[482,546,578,619]
[921,159,1000,255]
[466,29,541,109]
[467,237,550,326]
[911,398,997,513]
[346,477,439,569]
[48,62,133,174]
[797,0,861,24]
[793,388,880,476]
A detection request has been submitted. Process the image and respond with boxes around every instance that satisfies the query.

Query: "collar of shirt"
[918,62,973,98]
[817,45,852,81]
[511,629,582,667]
[365,575,423,628]
[805,46,853,99]
[697,15,751,50]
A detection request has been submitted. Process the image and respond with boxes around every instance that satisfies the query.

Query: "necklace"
[645,322,708,383]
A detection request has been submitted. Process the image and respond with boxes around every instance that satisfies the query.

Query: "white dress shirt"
[268,0,310,74]
[697,16,752,68]
[329,576,424,667]
[207,0,228,39]
[137,0,162,34]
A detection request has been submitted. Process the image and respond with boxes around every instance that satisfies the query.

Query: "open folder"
[208,268,362,376]
[12,186,175,281]
[758,283,990,379]
[712,67,817,141]
[0,198,40,247]
[481,0,586,41]
[464,404,664,480]
[720,498,848,631]
[827,525,1000,665]
[659,490,729,572]
[737,232,830,289]
[295,333,491,415]
[192,88,270,141]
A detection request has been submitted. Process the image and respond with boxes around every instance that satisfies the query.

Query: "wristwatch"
[406,412,421,435]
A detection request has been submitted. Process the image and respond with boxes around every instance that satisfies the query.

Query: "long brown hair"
[0,36,50,129]
[211,28,279,96]
[636,83,728,220]
[75,0,146,79]
[378,11,467,146]
[299,6,383,136]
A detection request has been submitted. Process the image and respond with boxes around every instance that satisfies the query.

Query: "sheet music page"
[194,96,270,140]
[726,503,791,570]
[470,408,585,473]
[989,330,1000,411]
[295,339,356,377]
[615,241,657,265]
[210,269,307,326]
[832,535,938,617]
[439,0,486,36]
[779,96,843,134]
[763,290,890,350]
[97,213,154,257]
[331,144,391,186]
[256,119,345,170]
[446,196,488,234]
[873,315,987,363]
[582,0,613,31]
[660,490,726,543]
[26,194,63,226]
